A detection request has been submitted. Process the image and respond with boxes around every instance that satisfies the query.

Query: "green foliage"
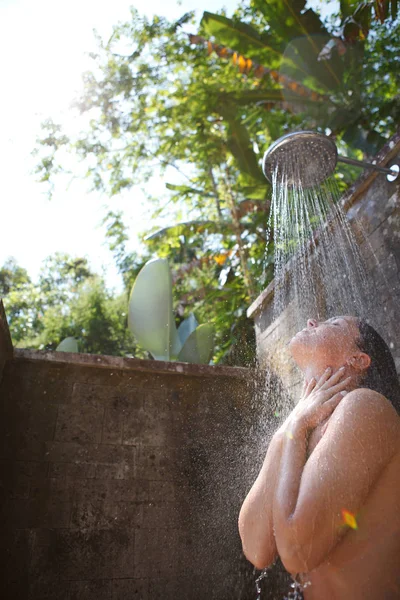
[128,258,215,363]
[177,323,215,364]
[30,1,400,366]
[56,337,79,352]
[0,254,147,359]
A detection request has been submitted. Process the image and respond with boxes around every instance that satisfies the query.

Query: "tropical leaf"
[128,258,181,361]
[340,0,359,19]
[177,312,198,346]
[56,337,79,352]
[177,323,215,364]
[201,12,282,68]
[190,33,332,104]
[252,0,327,40]
[165,183,213,197]
[226,119,265,182]
[144,220,236,242]
[201,9,345,94]
[220,89,321,107]
[342,124,387,156]
[216,103,265,182]
[252,0,348,92]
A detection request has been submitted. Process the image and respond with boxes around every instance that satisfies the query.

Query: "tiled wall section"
[0,354,275,600]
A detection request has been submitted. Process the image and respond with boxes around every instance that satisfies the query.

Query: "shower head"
[263,131,337,188]
[262,130,399,188]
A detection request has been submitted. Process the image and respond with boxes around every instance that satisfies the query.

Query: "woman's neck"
[302,364,359,391]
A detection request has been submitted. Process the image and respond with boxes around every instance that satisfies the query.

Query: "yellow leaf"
[238,55,246,73]
[214,254,228,265]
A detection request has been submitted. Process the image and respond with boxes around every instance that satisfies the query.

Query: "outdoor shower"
[262,130,400,188]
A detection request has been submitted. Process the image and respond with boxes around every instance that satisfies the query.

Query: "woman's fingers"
[304,377,316,397]
[322,376,351,399]
[320,366,346,390]
[314,367,333,390]
[324,391,347,412]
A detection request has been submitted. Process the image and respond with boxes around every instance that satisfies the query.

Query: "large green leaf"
[144,220,236,242]
[201,11,282,68]
[128,258,181,360]
[220,88,322,107]
[226,118,265,182]
[340,0,359,19]
[342,124,387,156]
[177,312,198,346]
[165,183,213,197]
[177,323,215,364]
[56,337,79,352]
[279,33,346,95]
[201,8,344,93]
[252,0,327,39]
[251,0,346,92]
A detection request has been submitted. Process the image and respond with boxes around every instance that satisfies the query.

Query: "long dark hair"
[356,319,400,415]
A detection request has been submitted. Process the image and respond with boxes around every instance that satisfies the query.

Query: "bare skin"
[239,316,400,599]
[303,422,400,599]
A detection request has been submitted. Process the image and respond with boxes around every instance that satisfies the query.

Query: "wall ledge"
[12,348,252,380]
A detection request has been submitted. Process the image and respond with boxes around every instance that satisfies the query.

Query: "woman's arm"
[238,430,284,569]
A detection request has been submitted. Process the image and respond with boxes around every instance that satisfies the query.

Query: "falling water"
[268,164,380,332]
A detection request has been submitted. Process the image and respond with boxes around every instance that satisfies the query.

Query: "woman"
[238,316,400,599]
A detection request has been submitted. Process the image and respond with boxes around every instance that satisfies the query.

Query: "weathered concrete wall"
[247,129,400,398]
[0,348,278,600]
[0,300,13,382]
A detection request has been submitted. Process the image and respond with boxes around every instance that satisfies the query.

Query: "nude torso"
[300,416,400,599]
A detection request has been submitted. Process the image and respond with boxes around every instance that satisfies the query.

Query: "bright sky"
[0,0,334,293]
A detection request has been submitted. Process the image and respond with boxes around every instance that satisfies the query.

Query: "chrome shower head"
[262,130,399,188]
[262,131,337,188]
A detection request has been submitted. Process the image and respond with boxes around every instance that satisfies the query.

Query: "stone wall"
[247,129,400,398]
[0,345,278,600]
[0,300,13,380]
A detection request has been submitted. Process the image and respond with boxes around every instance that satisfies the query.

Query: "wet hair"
[356,319,400,415]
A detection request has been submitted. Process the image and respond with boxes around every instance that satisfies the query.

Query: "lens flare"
[342,509,358,529]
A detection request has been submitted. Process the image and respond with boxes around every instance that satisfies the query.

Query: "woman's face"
[289,316,362,372]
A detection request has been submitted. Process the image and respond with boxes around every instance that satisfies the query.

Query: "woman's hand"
[288,367,351,437]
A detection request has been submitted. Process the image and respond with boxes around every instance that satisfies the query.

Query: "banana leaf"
[144,220,236,242]
[177,312,198,346]
[342,124,387,157]
[201,12,283,68]
[56,337,79,353]
[165,183,213,197]
[220,89,324,107]
[177,323,215,364]
[128,258,181,361]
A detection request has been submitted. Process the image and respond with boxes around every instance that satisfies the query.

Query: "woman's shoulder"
[325,388,400,463]
[344,387,395,407]
[338,387,400,439]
